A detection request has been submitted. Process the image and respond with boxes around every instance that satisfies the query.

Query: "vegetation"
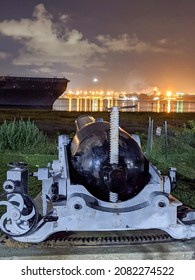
[145,120,195,207]
[0,118,57,200]
[0,118,56,154]
[0,109,194,137]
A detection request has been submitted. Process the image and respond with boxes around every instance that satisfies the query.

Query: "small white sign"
[156,126,162,136]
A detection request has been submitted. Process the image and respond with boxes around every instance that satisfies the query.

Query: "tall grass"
[145,121,195,207]
[145,120,195,177]
[0,119,56,154]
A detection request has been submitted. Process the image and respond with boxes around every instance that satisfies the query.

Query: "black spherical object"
[70,116,150,202]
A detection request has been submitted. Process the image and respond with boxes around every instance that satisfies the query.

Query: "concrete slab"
[0,238,195,260]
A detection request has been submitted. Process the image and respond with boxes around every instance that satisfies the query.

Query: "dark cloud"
[0,0,195,92]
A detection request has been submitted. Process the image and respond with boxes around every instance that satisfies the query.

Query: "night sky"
[1,0,195,93]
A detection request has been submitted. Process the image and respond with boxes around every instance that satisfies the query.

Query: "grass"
[145,122,195,207]
[0,109,194,137]
[0,118,56,154]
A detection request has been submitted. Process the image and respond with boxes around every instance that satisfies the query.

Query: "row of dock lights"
[62,90,185,100]
[65,90,129,99]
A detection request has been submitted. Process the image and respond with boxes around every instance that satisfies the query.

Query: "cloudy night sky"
[0,0,195,92]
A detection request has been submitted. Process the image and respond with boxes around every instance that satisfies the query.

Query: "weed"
[145,122,195,207]
[0,118,56,154]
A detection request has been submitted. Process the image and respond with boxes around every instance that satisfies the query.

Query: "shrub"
[0,118,56,154]
[144,122,195,207]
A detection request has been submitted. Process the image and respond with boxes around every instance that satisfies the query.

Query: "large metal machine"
[0,107,195,243]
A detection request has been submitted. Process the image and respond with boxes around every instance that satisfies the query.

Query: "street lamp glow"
[166,91,172,97]
[93,78,98,83]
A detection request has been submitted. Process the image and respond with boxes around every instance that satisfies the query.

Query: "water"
[53,98,195,113]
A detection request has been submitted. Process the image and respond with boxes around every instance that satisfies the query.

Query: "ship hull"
[0,88,65,109]
[0,76,69,109]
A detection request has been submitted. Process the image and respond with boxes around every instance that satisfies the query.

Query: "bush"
[175,120,195,148]
[147,125,194,171]
[0,119,56,154]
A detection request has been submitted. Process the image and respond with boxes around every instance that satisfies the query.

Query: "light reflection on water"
[53,98,195,113]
